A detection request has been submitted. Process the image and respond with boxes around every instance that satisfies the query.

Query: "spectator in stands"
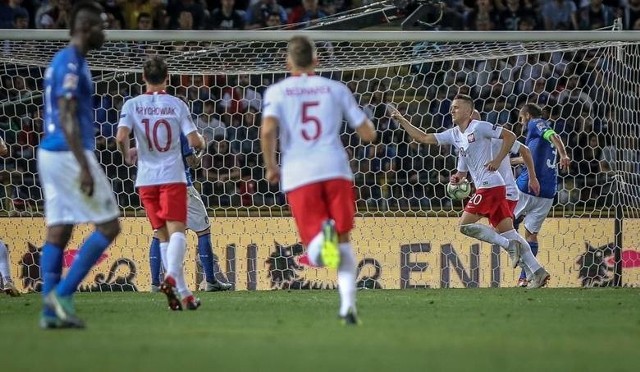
[119,0,159,29]
[208,0,246,30]
[177,10,195,29]
[499,0,528,30]
[396,140,431,208]
[264,10,283,27]
[542,0,579,30]
[137,12,154,30]
[39,0,71,29]
[197,100,227,141]
[201,138,241,207]
[174,0,206,29]
[288,0,328,28]
[244,0,287,29]
[0,0,28,29]
[580,0,614,29]
[624,0,640,29]
[557,75,594,115]
[465,0,500,31]
[518,15,537,30]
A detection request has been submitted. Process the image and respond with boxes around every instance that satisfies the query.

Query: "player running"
[261,35,376,324]
[390,96,550,288]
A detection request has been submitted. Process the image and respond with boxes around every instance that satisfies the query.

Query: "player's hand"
[265,165,281,184]
[558,155,570,171]
[529,177,541,196]
[485,159,501,172]
[125,147,138,165]
[79,167,94,197]
[450,173,466,185]
[387,105,402,120]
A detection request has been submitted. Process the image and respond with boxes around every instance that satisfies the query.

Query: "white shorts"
[187,185,209,232]
[38,148,120,226]
[514,191,554,234]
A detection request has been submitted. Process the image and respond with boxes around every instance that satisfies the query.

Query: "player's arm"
[486,127,516,171]
[546,130,570,171]
[59,97,94,195]
[186,131,205,155]
[517,143,540,196]
[389,106,438,145]
[260,115,280,184]
[452,156,469,185]
[356,119,376,143]
[0,137,7,156]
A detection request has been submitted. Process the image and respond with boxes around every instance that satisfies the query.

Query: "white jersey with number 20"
[118,92,197,187]
[262,74,367,192]
[435,119,506,190]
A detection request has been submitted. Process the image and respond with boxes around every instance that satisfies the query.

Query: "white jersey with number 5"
[118,91,197,187]
[262,74,367,192]
[435,119,506,189]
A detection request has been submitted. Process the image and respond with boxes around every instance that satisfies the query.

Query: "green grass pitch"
[1,288,639,372]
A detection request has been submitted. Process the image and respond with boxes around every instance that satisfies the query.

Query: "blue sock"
[198,234,216,283]
[149,237,161,286]
[56,231,112,297]
[41,242,64,317]
[520,241,540,280]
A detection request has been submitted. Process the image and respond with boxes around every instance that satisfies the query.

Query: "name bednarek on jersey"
[40,46,95,151]
[435,120,506,190]
[118,92,197,187]
[262,74,367,192]
[517,118,558,199]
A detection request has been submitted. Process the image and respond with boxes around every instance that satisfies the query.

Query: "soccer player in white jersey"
[117,55,206,311]
[453,110,543,282]
[512,103,570,287]
[261,36,376,325]
[390,95,550,288]
[0,137,19,297]
[38,1,121,329]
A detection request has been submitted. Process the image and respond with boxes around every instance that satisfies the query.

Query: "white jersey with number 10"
[262,74,367,192]
[118,92,197,187]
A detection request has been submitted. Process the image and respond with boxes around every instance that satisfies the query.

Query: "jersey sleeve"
[475,120,503,139]
[434,128,455,145]
[510,140,521,154]
[457,155,468,172]
[262,85,281,120]
[338,84,367,129]
[179,100,197,136]
[533,119,553,139]
[52,52,81,100]
[117,99,134,129]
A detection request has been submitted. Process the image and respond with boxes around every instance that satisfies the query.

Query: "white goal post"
[1,30,639,291]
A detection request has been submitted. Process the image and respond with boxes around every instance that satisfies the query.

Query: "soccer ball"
[446,180,471,200]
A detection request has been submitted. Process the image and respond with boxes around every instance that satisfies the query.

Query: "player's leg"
[0,240,19,296]
[514,193,533,285]
[325,179,359,325]
[149,232,162,292]
[287,182,332,267]
[519,197,553,288]
[160,184,199,310]
[186,185,231,291]
[53,154,122,302]
[40,225,74,328]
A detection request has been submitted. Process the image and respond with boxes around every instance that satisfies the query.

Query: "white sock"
[166,232,191,298]
[307,232,324,267]
[337,242,357,317]
[159,242,169,273]
[460,223,510,249]
[501,230,541,275]
[0,240,11,282]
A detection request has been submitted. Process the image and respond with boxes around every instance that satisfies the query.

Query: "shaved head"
[287,35,316,69]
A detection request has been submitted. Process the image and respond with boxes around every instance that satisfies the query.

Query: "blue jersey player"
[513,103,570,287]
[147,134,232,292]
[38,1,121,328]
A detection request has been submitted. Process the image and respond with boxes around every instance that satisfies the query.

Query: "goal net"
[1,30,639,291]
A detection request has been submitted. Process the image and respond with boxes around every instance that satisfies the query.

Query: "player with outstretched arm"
[389,96,550,288]
[261,36,377,324]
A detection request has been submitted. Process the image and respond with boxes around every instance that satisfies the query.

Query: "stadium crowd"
[1,0,640,31]
[1,0,638,213]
